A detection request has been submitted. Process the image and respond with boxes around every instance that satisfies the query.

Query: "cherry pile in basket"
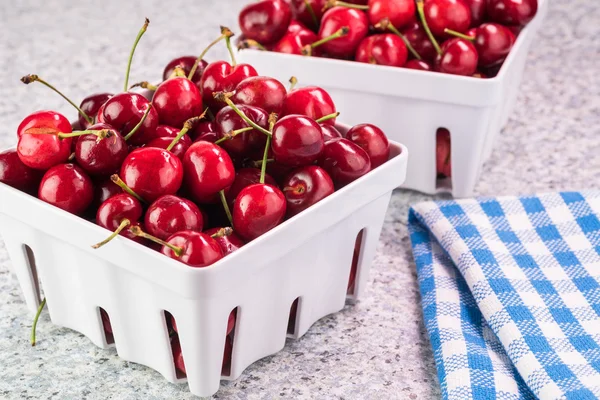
[238,0,538,77]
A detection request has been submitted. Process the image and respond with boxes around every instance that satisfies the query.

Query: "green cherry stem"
[124,18,150,92]
[302,27,349,56]
[252,158,274,168]
[210,227,233,239]
[315,112,340,123]
[110,174,147,204]
[24,128,111,141]
[377,19,422,60]
[238,39,267,51]
[260,114,277,184]
[219,190,233,225]
[166,110,207,151]
[123,104,153,141]
[129,81,158,91]
[189,26,234,79]
[444,28,475,41]
[225,34,237,67]
[324,0,369,10]
[91,219,131,249]
[129,226,184,257]
[214,126,254,145]
[416,0,441,55]
[289,76,298,91]
[304,0,320,29]
[20,74,93,124]
[31,298,47,347]
[213,92,272,137]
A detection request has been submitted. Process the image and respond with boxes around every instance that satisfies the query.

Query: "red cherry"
[272,21,320,55]
[146,134,192,160]
[79,93,112,129]
[101,93,159,145]
[280,87,337,125]
[96,193,143,232]
[226,168,277,204]
[163,56,208,85]
[38,164,94,215]
[17,110,71,138]
[368,0,415,29]
[152,77,203,129]
[232,76,287,115]
[120,147,183,202]
[355,34,408,67]
[319,138,371,187]
[215,105,269,157]
[17,128,72,170]
[320,124,343,142]
[271,115,325,167]
[204,227,246,256]
[233,183,286,241]
[436,128,451,177]
[346,124,390,168]
[145,195,204,240]
[487,0,537,26]
[172,337,186,375]
[93,178,122,209]
[282,166,334,217]
[75,123,128,177]
[183,141,236,203]
[290,0,326,30]
[193,121,219,143]
[435,38,478,75]
[471,23,516,67]
[404,59,433,70]
[239,0,293,45]
[100,309,113,335]
[0,149,42,193]
[318,7,369,58]
[160,230,223,268]
[200,61,258,110]
[402,22,437,62]
[463,0,486,26]
[423,0,472,38]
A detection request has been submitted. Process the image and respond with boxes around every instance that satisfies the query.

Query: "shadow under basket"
[0,139,407,397]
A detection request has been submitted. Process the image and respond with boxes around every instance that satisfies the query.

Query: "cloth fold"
[409,191,600,400]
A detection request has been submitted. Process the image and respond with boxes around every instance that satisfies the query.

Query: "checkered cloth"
[408,191,600,400]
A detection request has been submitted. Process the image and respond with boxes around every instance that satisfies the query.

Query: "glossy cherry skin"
[120,147,183,202]
[271,115,325,167]
[204,227,246,256]
[318,7,369,58]
[346,124,390,168]
[320,124,343,142]
[152,77,203,129]
[0,150,41,193]
[215,105,269,157]
[437,128,451,177]
[200,61,258,110]
[404,59,433,70]
[183,141,236,203]
[239,0,292,45]
[435,38,479,76]
[355,34,408,67]
[226,168,277,204]
[172,335,232,376]
[79,93,112,129]
[487,0,537,26]
[232,183,287,241]
[319,138,371,187]
[402,22,437,62]
[96,193,143,231]
[290,0,326,30]
[282,166,334,217]
[163,56,208,85]
[464,0,486,26]
[423,0,472,37]
[232,76,287,115]
[17,110,71,138]
[93,178,122,209]
[146,134,192,161]
[161,230,223,268]
[368,0,415,29]
[17,129,72,170]
[145,195,203,240]
[470,23,516,67]
[272,21,320,55]
[281,87,337,126]
[75,123,128,177]
[101,92,159,146]
[193,121,219,143]
[38,164,94,215]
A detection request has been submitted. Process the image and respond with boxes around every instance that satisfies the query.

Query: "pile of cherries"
[238,0,538,77]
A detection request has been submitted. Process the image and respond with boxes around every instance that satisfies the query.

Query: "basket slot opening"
[221,307,238,377]
[287,298,300,335]
[164,311,186,379]
[98,307,114,345]
[23,245,42,303]
[347,229,365,296]
[435,128,452,191]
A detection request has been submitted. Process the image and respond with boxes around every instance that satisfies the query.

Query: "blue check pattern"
[409,191,600,400]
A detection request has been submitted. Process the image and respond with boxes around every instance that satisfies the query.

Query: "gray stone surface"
[0,0,598,398]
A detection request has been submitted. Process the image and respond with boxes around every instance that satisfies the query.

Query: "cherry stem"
[24,128,111,141]
[304,0,319,29]
[68,152,76,161]
[324,0,368,11]
[129,81,158,91]
[238,39,267,51]
[124,18,150,92]
[283,184,305,194]
[213,92,272,137]
[260,114,277,184]
[289,76,298,91]
[110,174,147,204]
[124,104,152,141]
[382,20,423,60]
[252,158,274,168]
[219,190,233,226]
[416,0,441,55]
[214,126,254,145]
[444,28,475,41]
[211,227,233,239]
[303,27,349,56]
[315,112,340,123]
[20,75,93,124]
[31,298,46,347]
[91,219,131,249]
[166,110,207,151]
[225,34,237,67]
[189,26,234,79]
[129,226,184,257]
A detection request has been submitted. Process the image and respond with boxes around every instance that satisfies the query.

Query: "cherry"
[404,59,433,70]
[93,193,144,248]
[100,309,113,335]
[154,125,181,139]
[463,0,486,26]
[281,87,337,126]
[318,7,369,58]
[145,195,203,240]
[355,34,408,67]
[101,93,159,145]
[402,22,437,62]
[93,178,122,209]
[346,124,390,168]
[146,134,192,160]
[437,128,451,177]
[152,77,203,129]
[368,0,415,29]
[200,61,259,110]
[193,121,219,143]
[215,105,269,157]
[120,147,183,202]
[183,141,236,204]
[321,124,343,142]
[226,168,277,204]
[423,0,471,38]
[272,21,320,55]
[163,56,208,85]
[434,38,478,75]
[38,164,94,215]
[204,227,246,256]
[467,23,515,67]
[0,150,41,193]
[282,166,334,217]
[290,0,326,30]
[319,138,371,187]
[239,0,293,45]
[17,127,72,170]
[232,183,287,241]
[79,93,112,129]
[75,123,128,177]
[232,76,287,115]
[17,110,71,138]
[487,0,537,26]
[271,115,325,167]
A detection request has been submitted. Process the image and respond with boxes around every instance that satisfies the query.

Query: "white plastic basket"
[0,138,407,397]
[237,0,547,198]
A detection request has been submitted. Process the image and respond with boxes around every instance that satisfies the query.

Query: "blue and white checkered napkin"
[408,191,600,400]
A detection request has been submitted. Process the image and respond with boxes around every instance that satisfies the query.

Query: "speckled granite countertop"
[0,0,598,398]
